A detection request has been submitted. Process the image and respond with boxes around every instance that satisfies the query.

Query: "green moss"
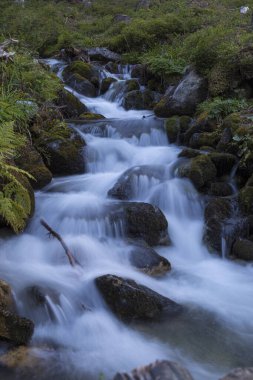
[79,112,105,120]
[100,77,117,94]
[65,61,95,82]
[126,79,140,92]
[179,116,192,132]
[208,62,234,97]
[165,117,180,143]
[222,113,241,131]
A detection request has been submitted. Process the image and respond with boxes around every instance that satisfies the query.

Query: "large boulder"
[111,202,170,246]
[208,153,237,177]
[129,241,171,276]
[108,166,164,200]
[55,89,88,119]
[63,73,97,97]
[85,47,121,62]
[203,198,240,254]
[123,89,161,110]
[220,368,253,380]
[100,77,117,94]
[154,69,208,117]
[232,238,253,261]
[114,360,194,380]
[96,275,182,320]
[15,141,52,190]
[178,155,217,191]
[45,130,85,176]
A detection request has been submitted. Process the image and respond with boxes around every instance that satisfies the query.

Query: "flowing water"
[0,60,253,380]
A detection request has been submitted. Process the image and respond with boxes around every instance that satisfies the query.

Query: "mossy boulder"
[237,152,253,184]
[15,142,52,190]
[203,198,232,253]
[222,113,241,132]
[208,153,237,177]
[178,148,201,159]
[45,130,85,176]
[0,308,34,345]
[123,89,160,110]
[125,79,140,92]
[100,77,117,94]
[56,89,88,119]
[165,117,180,143]
[239,186,253,214]
[178,155,217,190]
[232,238,253,261]
[96,274,182,321]
[189,131,220,149]
[208,182,233,197]
[79,112,105,120]
[63,61,99,83]
[63,72,97,97]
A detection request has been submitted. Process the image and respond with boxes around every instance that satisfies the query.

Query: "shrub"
[197,98,249,123]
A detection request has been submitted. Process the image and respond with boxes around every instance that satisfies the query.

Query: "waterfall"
[0,59,253,380]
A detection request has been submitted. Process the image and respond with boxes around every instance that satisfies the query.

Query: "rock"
[114,202,170,246]
[208,153,237,177]
[209,182,234,197]
[189,132,220,149]
[79,112,105,120]
[85,47,121,62]
[63,73,97,97]
[0,281,15,312]
[204,198,232,253]
[178,148,201,159]
[136,0,151,9]
[237,152,253,184]
[129,241,171,275]
[108,165,164,200]
[131,64,149,85]
[239,186,253,214]
[124,89,161,110]
[232,238,253,261]
[114,360,194,380]
[220,368,253,380]
[114,14,132,23]
[55,89,88,118]
[15,141,52,190]
[178,155,217,191]
[217,127,233,152]
[125,79,140,92]
[154,69,208,117]
[46,129,85,176]
[0,308,34,345]
[165,117,180,143]
[96,275,182,320]
[105,62,119,74]
[100,77,117,94]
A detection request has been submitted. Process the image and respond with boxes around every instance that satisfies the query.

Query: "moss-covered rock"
[178,155,217,190]
[165,117,180,143]
[0,308,34,345]
[63,61,99,83]
[15,142,52,190]
[56,89,88,119]
[178,148,201,159]
[222,113,241,132]
[208,182,233,197]
[189,131,220,149]
[100,77,117,94]
[45,130,85,176]
[123,89,160,110]
[208,152,237,177]
[239,186,253,214]
[125,79,140,92]
[79,112,105,120]
[208,62,234,97]
[63,72,97,97]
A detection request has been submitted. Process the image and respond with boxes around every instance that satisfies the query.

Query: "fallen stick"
[40,218,77,267]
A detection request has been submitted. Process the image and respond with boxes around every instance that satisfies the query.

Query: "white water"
[0,60,253,380]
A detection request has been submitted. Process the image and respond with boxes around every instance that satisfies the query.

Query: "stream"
[0,60,253,380]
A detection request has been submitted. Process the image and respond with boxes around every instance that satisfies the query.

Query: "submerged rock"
[113,360,194,380]
[96,275,182,320]
[220,368,253,380]
[154,69,207,117]
[129,241,171,275]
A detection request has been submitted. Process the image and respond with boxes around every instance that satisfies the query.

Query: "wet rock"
[125,79,140,92]
[154,69,208,117]
[131,64,148,85]
[108,165,164,200]
[96,275,182,320]
[120,202,169,246]
[189,131,220,149]
[203,198,232,253]
[79,112,105,120]
[0,281,15,312]
[220,367,253,380]
[55,89,88,119]
[178,148,201,159]
[217,127,233,152]
[165,117,180,143]
[62,61,99,96]
[239,186,253,214]
[64,73,97,97]
[100,77,117,94]
[232,238,253,261]
[178,155,217,191]
[114,14,132,23]
[124,89,161,110]
[237,153,253,184]
[86,47,121,63]
[129,241,171,275]
[0,309,34,345]
[209,182,234,197]
[15,141,52,190]
[114,360,194,380]
[46,129,85,176]
[209,153,237,177]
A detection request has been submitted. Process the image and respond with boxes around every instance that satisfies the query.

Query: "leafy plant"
[197,98,249,123]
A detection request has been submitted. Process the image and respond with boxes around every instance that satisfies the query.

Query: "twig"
[40,218,77,267]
